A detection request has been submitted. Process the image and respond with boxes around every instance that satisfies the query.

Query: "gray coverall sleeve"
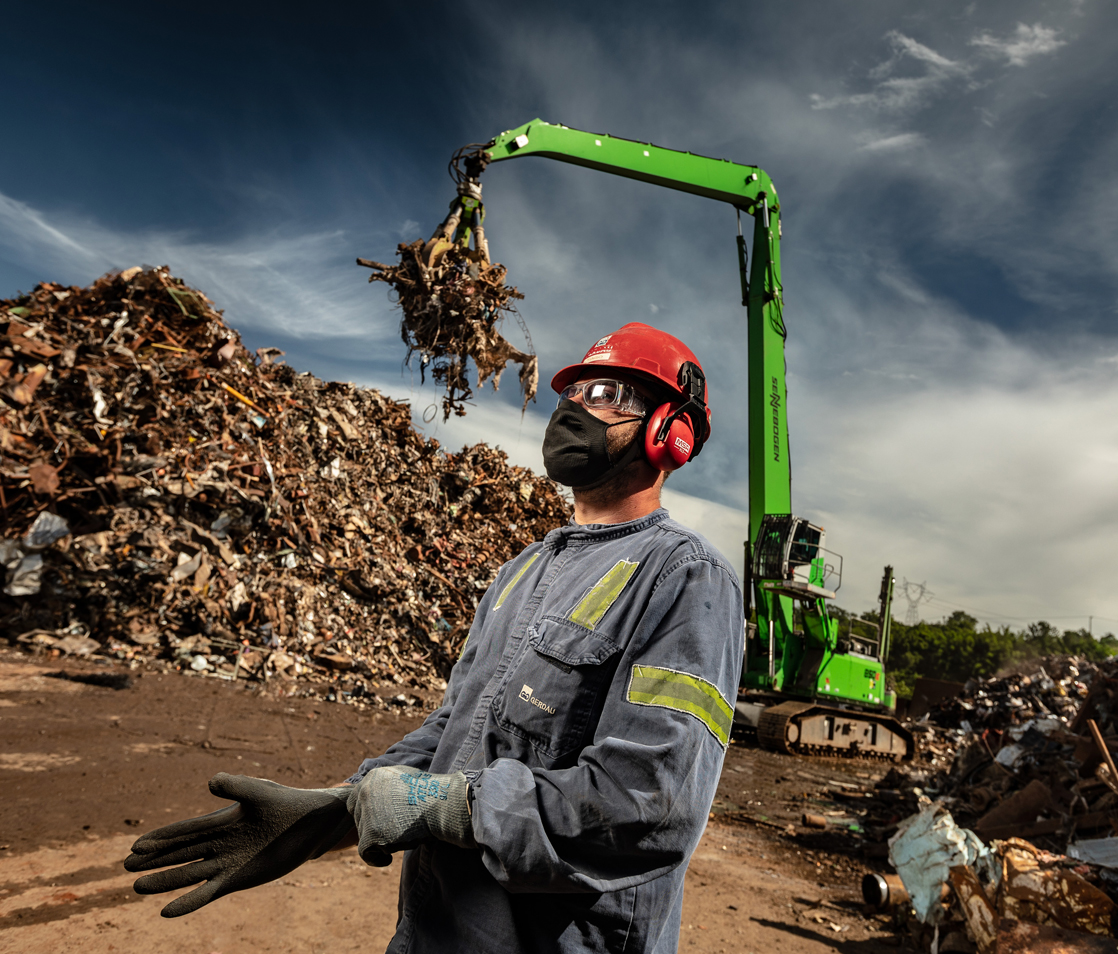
[467,557,742,893]
[344,570,502,783]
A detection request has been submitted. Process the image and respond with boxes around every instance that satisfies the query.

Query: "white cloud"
[860,132,926,152]
[970,23,1066,67]
[0,188,391,341]
[0,193,102,270]
[811,18,1071,132]
[661,489,750,579]
[794,360,1118,624]
[812,31,969,113]
[880,32,966,74]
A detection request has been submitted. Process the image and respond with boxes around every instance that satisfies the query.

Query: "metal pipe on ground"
[861,873,910,909]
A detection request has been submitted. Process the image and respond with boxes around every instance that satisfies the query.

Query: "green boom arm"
[481,120,791,544]
[485,119,779,212]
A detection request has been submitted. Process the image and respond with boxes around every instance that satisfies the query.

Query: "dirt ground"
[0,650,906,953]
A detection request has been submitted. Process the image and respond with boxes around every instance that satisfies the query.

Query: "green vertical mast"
[745,202,790,542]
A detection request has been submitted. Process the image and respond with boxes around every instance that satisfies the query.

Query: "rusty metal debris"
[862,871,910,909]
[995,919,1118,953]
[799,657,1118,949]
[357,186,537,421]
[925,658,1089,731]
[997,837,1116,936]
[886,814,1118,952]
[1,268,570,706]
[867,656,1118,949]
[853,658,1118,858]
[951,862,999,953]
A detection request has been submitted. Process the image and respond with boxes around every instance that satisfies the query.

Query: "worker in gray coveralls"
[125,322,744,954]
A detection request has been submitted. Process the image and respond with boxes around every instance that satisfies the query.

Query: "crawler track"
[757,700,914,762]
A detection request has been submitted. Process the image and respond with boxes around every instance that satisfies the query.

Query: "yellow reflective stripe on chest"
[568,559,640,630]
[626,665,734,747]
[493,552,541,610]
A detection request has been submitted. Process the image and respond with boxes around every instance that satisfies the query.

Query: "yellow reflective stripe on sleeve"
[493,552,541,610]
[626,664,734,747]
[568,560,639,630]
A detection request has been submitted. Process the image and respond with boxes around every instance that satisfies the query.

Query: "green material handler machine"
[450,120,914,761]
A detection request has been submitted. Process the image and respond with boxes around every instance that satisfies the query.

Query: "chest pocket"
[493,616,621,761]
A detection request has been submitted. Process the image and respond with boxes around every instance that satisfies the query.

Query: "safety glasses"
[557,379,651,417]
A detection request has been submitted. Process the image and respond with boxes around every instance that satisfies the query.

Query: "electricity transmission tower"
[902,579,933,626]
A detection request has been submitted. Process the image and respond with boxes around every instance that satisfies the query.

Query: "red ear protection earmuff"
[645,402,696,471]
[643,361,710,472]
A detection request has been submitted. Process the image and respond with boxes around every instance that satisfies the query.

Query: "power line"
[922,595,1118,628]
[927,595,1075,621]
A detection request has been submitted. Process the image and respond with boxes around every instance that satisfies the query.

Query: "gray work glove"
[348,766,475,865]
[123,773,360,917]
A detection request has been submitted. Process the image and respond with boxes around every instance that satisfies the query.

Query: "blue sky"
[3,0,1117,630]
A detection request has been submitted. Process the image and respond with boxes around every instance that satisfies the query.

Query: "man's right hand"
[347,765,474,864]
[123,773,356,917]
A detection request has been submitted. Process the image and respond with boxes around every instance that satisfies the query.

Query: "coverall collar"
[543,507,669,549]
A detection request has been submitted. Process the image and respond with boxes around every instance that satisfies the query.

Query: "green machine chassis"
[470,120,912,761]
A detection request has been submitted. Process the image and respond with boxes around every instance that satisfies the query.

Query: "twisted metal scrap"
[360,240,537,421]
[0,268,571,688]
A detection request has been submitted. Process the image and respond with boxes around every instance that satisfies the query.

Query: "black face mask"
[542,399,647,490]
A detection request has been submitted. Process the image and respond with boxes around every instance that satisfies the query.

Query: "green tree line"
[834,609,1118,699]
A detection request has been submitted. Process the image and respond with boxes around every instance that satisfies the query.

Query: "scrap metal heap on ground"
[0,268,570,704]
[893,656,1118,850]
[849,655,1118,950]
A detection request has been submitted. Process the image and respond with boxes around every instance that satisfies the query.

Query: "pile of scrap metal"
[925,657,1092,731]
[874,801,1118,952]
[0,268,570,706]
[358,174,537,421]
[848,659,1118,949]
[897,658,1118,851]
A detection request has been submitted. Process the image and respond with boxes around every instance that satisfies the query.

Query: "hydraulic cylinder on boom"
[454,119,913,761]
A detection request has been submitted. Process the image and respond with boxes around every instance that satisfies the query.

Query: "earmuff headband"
[653,362,708,460]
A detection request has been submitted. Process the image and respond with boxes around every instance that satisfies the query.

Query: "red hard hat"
[552,322,712,464]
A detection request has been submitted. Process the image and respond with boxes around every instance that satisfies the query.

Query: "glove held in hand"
[123,773,353,917]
